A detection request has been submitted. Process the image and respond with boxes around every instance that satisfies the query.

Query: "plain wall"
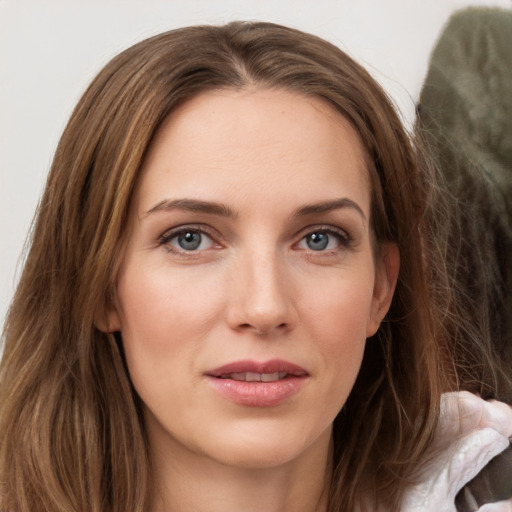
[1,0,510,327]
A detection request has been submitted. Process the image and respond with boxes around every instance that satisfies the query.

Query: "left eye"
[298,231,343,251]
[167,230,214,251]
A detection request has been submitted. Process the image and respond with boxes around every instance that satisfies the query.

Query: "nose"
[226,250,296,336]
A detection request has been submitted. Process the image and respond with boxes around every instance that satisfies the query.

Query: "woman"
[0,21,510,512]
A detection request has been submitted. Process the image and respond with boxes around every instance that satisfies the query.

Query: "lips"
[207,359,308,378]
[205,359,308,407]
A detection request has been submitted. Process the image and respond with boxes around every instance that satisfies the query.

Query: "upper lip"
[206,359,308,377]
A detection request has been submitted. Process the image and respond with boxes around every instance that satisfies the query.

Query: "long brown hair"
[0,21,497,512]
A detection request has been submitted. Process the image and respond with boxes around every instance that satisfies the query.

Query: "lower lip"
[206,376,307,407]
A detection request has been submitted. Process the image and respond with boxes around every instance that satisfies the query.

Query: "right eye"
[160,228,215,252]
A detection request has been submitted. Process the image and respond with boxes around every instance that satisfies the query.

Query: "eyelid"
[295,224,351,241]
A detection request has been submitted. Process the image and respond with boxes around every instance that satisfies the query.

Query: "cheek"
[117,261,225,340]
[302,269,375,342]
[115,263,227,388]
[301,272,374,403]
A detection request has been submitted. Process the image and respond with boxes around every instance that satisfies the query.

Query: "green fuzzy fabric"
[418,10,512,506]
[418,7,512,368]
[419,7,512,199]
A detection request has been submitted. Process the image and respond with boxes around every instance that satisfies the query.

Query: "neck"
[149,423,332,512]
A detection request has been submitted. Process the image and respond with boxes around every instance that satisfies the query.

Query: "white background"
[1,0,510,327]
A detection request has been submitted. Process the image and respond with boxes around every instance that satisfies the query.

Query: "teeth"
[230,372,247,381]
[221,372,288,382]
[260,372,280,382]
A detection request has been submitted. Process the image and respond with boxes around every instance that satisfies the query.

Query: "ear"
[94,300,122,333]
[366,242,400,337]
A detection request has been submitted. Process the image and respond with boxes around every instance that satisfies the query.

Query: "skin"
[102,88,399,512]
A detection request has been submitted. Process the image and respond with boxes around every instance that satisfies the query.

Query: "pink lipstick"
[205,359,308,407]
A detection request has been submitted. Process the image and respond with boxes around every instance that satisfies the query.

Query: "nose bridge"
[229,244,294,334]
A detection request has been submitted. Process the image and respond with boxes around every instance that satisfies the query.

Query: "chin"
[198,420,333,471]
[214,442,302,470]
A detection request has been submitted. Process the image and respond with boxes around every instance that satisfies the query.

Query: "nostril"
[235,321,289,335]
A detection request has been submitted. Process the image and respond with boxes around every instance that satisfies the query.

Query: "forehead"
[135,88,370,215]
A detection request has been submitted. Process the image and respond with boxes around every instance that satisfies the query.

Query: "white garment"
[401,391,512,511]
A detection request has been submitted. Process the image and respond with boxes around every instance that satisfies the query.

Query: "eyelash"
[157,224,353,255]
[295,225,353,253]
[158,225,219,254]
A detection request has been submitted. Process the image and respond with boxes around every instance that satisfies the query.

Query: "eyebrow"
[145,198,237,219]
[144,197,366,222]
[294,198,367,222]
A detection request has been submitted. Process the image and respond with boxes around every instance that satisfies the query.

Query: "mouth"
[218,372,290,382]
[205,359,308,407]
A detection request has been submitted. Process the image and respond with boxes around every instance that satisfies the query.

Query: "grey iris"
[178,231,202,250]
[307,232,329,250]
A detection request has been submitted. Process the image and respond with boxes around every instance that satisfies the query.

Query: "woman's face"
[104,89,398,470]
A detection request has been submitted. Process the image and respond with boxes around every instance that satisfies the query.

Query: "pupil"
[307,233,328,250]
[178,231,201,250]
